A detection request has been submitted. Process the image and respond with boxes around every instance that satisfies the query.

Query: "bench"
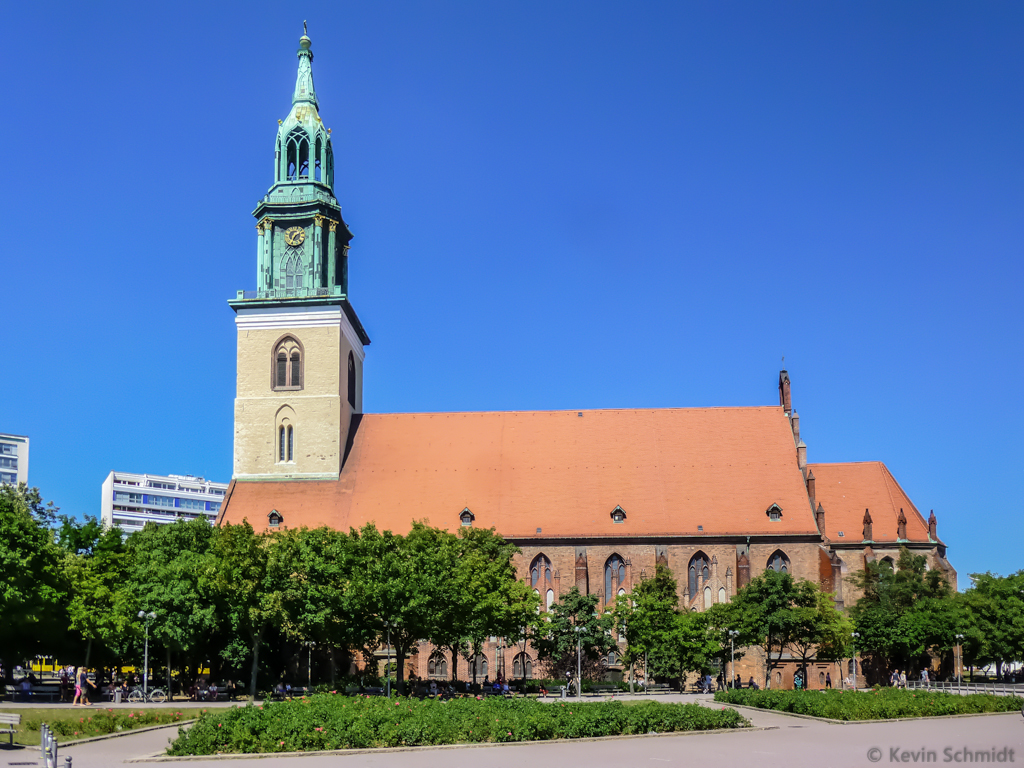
[589,685,618,695]
[3,684,60,702]
[0,713,20,746]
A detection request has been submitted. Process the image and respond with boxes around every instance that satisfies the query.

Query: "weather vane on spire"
[303,20,308,35]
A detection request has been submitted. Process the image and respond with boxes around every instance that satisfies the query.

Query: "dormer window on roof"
[459,508,475,527]
[766,503,783,522]
[610,506,626,524]
[268,509,283,528]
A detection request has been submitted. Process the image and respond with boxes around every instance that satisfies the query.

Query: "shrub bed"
[713,688,1024,721]
[167,695,747,755]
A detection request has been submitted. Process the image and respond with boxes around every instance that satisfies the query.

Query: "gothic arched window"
[428,651,447,680]
[471,655,487,680]
[512,652,533,679]
[604,554,626,601]
[279,425,286,462]
[767,550,790,573]
[531,554,554,610]
[314,135,323,181]
[347,351,356,408]
[272,336,303,390]
[688,552,710,598]
[285,255,304,294]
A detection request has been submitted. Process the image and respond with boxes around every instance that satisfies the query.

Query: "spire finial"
[303,20,308,35]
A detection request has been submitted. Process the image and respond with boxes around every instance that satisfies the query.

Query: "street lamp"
[384,622,392,698]
[137,611,156,698]
[728,630,739,688]
[955,634,964,687]
[573,625,584,701]
[850,632,860,690]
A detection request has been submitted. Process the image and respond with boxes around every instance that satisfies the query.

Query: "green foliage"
[533,587,615,679]
[22,707,197,740]
[961,571,1024,675]
[718,569,849,687]
[714,687,1023,720]
[209,522,297,698]
[167,695,747,755]
[849,548,965,677]
[0,484,67,666]
[64,517,133,666]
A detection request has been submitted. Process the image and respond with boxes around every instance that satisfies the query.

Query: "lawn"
[0,707,211,745]
[713,688,1024,721]
[167,695,748,755]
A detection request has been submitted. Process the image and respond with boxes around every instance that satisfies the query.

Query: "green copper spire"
[293,21,318,110]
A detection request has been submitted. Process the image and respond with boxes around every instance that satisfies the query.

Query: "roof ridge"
[807,460,884,468]
[362,405,786,417]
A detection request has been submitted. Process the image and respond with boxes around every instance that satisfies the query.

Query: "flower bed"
[18,708,200,742]
[713,688,1024,721]
[167,695,747,755]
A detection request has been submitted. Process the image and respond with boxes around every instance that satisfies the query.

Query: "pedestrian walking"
[899,670,907,689]
[825,672,832,689]
[72,666,96,706]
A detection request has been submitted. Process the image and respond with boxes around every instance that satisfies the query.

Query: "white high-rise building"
[0,433,29,486]
[100,471,228,534]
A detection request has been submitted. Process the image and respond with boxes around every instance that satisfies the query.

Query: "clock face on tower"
[284,226,306,247]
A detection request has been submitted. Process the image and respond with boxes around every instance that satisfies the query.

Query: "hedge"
[167,694,747,754]
[713,687,1024,721]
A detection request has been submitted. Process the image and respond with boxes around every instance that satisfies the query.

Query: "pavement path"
[2,695,1022,768]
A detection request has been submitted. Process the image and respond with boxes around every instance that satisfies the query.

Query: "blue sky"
[2,2,1021,581]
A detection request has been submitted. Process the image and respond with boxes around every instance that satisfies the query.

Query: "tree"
[652,610,721,688]
[62,515,132,671]
[450,526,537,682]
[612,565,680,689]
[533,587,615,681]
[346,524,429,695]
[208,522,296,698]
[961,571,1024,677]
[127,519,219,696]
[726,569,813,688]
[784,582,853,686]
[849,548,963,681]
[0,484,66,674]
[283,526,366,683]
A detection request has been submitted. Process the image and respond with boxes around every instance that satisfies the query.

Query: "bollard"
[65,756,73,767]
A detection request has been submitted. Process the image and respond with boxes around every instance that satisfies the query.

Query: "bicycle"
[127,686,166,703]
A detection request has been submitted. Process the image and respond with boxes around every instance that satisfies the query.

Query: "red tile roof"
[808,461,932,543]
[220,405,819,538]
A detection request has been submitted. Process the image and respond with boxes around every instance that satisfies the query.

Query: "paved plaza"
[2,695,1022,768]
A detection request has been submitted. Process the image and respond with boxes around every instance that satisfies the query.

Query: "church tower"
[229,27,369,482]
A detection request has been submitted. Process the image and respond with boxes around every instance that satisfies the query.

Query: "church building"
[218,31,956,689]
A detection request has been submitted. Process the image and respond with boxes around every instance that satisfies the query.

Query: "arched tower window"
[285,254,304,294]
[314,135,323,181]
[767,550,790,573]
[347,351,356,408]
[326,142,335,189]
[287,425,294,461]
[279,425,286,462]
[688,552,710,598]
[286,129,309,181]
[272,336,303,390]
[604,554,626,601]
